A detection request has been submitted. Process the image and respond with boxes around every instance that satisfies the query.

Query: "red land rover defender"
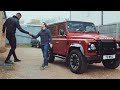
[47,21,120,74]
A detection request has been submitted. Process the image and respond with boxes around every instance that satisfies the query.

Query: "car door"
[48,25,58,54]
[55,23,67,56]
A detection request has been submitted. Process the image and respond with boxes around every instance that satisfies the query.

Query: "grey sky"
[71,11,120,25]
[6,11,120,25]
[6,11,70,24]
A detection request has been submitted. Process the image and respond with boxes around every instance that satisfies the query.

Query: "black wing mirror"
[98,31,100,34]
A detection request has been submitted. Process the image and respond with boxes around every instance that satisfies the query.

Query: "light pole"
[101,11,103,25]
[70,11,71,21]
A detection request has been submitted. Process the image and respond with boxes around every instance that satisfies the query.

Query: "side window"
[58,24,66,36]
[48,25,56,36]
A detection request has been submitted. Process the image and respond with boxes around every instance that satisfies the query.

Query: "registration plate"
[103,55,115,60]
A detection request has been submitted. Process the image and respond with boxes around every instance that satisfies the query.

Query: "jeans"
[41,44,49,66]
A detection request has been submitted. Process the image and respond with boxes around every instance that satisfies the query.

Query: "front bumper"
[85,54,120,63]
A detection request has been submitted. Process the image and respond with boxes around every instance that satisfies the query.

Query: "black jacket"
[2,16,29,35]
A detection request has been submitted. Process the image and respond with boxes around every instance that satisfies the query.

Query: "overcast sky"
[6,11,120,25]
[70,11,120,25]
[6,11,70,24]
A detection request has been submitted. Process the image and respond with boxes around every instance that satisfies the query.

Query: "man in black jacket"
[2,13,31,64]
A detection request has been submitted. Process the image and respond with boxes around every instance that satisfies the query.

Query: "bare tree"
[41,17,67,24]
[27,19,41,25]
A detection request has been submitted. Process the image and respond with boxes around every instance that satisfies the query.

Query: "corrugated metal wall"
[96,23,120,39]
[6,25,41,44]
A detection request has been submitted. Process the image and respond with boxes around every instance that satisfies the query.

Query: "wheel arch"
[68,43,84,55]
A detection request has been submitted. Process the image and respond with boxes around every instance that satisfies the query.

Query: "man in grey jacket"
[2,13,31,64]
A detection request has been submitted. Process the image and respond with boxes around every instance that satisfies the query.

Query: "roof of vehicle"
[48,21,94,26]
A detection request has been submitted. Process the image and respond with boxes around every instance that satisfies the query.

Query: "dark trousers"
[5,34,18,61]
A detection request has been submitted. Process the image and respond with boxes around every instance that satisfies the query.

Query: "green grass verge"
[6,44,32,48]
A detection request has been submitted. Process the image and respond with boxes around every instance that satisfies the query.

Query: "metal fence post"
[116,23,119,39]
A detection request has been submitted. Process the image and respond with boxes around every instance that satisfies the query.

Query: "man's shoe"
[44,66,48,68]
[41,64,44,67]
[40,66,44,70]
[5,60,14,64]
[14,59,21,62]
[40,65,48,70]
[40,64,45,70]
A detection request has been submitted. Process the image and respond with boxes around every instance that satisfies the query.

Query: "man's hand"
[2,33,5,37]
[49,43,53,48]
[28,32,32,36]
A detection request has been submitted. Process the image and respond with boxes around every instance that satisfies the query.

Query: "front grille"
[97,40,117,55]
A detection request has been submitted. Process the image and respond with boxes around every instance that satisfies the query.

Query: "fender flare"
[70,43,84,55]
